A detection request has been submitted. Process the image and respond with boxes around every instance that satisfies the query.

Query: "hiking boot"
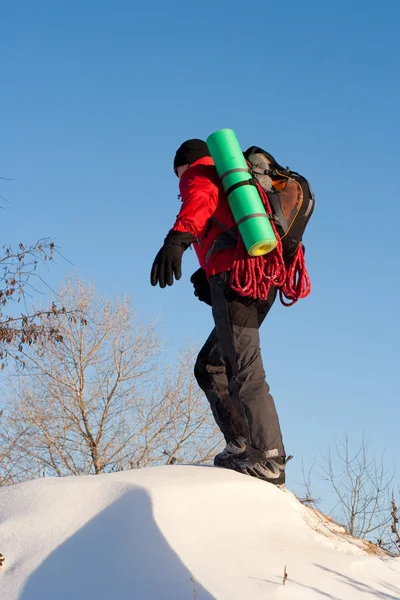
[214,436,248,468]
[231,449,292,488]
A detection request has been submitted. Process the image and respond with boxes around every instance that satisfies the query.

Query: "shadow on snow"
[21,487,215,600]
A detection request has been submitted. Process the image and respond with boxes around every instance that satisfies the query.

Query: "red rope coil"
[279,244,311,306]
[229,183,311,306]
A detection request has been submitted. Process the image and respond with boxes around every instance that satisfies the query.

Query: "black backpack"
[244,146,315,263]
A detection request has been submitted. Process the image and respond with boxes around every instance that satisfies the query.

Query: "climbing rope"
[229,182,311,306]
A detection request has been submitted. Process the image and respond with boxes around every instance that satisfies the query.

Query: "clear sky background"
[1,1,399,503]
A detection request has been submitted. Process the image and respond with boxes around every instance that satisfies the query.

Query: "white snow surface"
[1,465,399,599]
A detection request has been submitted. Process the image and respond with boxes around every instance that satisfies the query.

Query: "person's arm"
[150,165,218,288]
[171,164,218,236]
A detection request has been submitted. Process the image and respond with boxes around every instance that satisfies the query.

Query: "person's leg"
[209,273,285,457]
[194,329,248,443]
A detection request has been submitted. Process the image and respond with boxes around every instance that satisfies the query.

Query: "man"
[150,139,288,487]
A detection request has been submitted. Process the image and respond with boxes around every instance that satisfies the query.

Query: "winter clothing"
[214,437,291,486]
[231,449,288,487]
[220,445,289,486]
[173,139,211,173]
[150,231,194,288]
[172,156,238,279]
[213,436,247,467]
[194,275,284,457]
[190,268,212,306]
[150,144,286,485]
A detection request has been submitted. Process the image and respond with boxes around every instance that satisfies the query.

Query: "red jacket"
[171,156,236,279]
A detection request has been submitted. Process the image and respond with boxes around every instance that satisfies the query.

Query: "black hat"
[173,139,211,172]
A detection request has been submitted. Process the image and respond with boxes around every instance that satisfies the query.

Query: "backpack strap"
[266,191,289,234]
[209,216,238,239]
[225,178,258,197]
[247,162,290,234]
[204,217,238,264]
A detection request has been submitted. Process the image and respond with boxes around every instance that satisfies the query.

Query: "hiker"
[150,138,313,487]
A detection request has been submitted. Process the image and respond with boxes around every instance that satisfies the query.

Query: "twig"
[283,565,288,585]
[390,493,400,550]
[191,575,198,599]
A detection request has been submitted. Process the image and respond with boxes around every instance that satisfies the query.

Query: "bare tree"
[0,240,77,368]
[377,490,400,556]
[0,239,83,487]
[318,435,394,541]
[389,491,400,554]
[0,276,221,482]
[0,413,31,486]
[296,459,322,507]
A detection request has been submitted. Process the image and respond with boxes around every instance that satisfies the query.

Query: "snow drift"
[0,465,399,599]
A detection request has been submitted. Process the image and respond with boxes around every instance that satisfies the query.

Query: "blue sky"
[1,1,399,502]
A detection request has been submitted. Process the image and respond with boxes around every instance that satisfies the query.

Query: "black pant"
[194,272,285,456]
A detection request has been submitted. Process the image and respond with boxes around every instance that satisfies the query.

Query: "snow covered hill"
[1,465,399,599]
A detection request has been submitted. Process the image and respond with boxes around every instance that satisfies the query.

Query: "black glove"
[150,231,194,288]
[190,268,212,306]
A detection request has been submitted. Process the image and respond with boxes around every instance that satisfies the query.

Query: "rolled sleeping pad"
[206,128,277,257]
